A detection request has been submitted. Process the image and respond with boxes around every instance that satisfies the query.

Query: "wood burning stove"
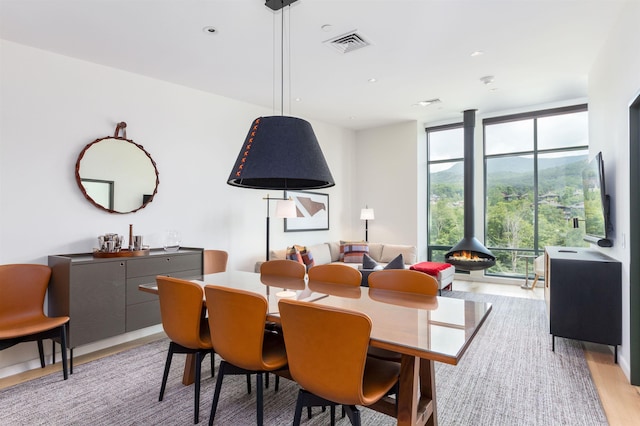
[444,109,496,271]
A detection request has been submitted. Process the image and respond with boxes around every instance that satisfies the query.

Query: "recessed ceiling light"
[295,97,302,102]
[368,78,377,83]
[480,75,495,85]
[413,98,441,107]
[202,26,217,35]
[471,51,484,57]
[321,24,333,32]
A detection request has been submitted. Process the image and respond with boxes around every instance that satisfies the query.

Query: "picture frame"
[284,190,329,232]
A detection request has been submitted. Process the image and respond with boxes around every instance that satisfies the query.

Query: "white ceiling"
[0,0,630,130]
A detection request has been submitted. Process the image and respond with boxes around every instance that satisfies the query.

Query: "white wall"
[353,121,423,253]
[588,0,640,381]
[0,40,355,375]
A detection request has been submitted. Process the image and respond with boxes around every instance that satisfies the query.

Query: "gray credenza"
[544,246,621,361]
[48,248,203,350]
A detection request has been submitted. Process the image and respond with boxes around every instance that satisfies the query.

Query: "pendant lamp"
[227,0,335,190]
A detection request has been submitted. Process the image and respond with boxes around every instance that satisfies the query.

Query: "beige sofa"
[255,241,417,272]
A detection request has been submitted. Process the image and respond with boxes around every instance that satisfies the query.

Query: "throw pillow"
[383,254,405,270]
[362,253,380,270]
[298,246,315,271]
[286,246,303,264]
[340,241,369,263]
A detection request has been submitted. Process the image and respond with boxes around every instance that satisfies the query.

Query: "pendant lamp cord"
[280,3,284,116]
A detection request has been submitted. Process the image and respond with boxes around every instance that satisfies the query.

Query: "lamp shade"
[360,208,375,220]
[275,199,297,218]
[228,116,335,190]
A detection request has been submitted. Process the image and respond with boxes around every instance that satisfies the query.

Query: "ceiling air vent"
[325,31,371,54]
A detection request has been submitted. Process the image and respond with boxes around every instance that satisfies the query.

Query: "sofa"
[256,241,417,286]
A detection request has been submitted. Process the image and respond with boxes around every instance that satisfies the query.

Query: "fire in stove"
[448,251,485,262]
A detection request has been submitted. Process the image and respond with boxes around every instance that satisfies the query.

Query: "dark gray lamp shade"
[227,116,335,190]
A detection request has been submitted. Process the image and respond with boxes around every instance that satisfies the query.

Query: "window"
[484,105,589,279]
[426,124,464,262]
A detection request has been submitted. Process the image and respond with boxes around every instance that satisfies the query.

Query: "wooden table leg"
[396,355,436,426]
[420,358,437,426]
[182,354,196,385]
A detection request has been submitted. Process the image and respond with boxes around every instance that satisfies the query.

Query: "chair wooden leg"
[59,325,68,380]
[37,339,45,368]
[194,351,202,424]
[159,343,175,401]
[256,373,264,426]
[209,361,226,426]
[293,390,305,426]
[343,405,361,426]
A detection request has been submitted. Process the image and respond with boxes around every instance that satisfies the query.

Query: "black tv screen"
[581,152,612,246]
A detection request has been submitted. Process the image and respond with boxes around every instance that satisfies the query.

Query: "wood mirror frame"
[75,122,159,214]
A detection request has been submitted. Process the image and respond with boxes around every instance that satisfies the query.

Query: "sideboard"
[48,247,203,367]
[544,246,621,361]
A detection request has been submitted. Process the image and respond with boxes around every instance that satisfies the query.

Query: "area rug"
[0,291,607,425]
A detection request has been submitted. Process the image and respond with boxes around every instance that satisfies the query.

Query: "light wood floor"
[2,281,639,425]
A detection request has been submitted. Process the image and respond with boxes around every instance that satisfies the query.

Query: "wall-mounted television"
[581,151,613,247]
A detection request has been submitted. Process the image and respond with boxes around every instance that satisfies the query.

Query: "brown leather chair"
[157,276,214,424]
[307,264,361,286]
[367,269,439,295]
[260,259,306,278]
[204,285,288,426]
[203,250,228,274]
[0,264,69,380]
[367,269,438,362]
[278,299,400,426]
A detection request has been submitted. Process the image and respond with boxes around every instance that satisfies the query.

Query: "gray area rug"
[0,291,607,425]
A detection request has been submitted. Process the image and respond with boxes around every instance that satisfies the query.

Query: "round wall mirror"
[75,124,159,213]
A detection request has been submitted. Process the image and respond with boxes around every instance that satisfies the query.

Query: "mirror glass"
[76,137,159,213]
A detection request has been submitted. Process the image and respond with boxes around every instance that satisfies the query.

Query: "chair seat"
[361,357,401,405]
[0,315,69,339]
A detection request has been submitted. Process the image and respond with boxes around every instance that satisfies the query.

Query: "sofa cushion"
[327,241,341,262]
[383,254,405,270]
[308,243,332,266]
[340,241,369,263]
[367,243,384,262]
[270,248,287,261]
[380,244,416,264]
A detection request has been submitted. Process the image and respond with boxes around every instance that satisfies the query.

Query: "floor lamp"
[265,195,296,261]
[360,206,375,242]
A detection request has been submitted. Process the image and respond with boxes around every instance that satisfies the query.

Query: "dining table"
[139,270,492,426]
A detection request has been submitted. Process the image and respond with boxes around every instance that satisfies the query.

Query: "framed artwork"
[284,190,329,232]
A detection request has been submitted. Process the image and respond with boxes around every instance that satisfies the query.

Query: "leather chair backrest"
[0,264,51,320]
[368,269,439,295]
[307,264,361,286]
[278,299,372,405]
[204,285,270,371]
[156,276,209,349]
[260,259,305,278]
[203,250,229,274]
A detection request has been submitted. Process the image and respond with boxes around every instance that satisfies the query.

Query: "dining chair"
[203,250,229,274]
[260,259,306,278]
[278,298,400,426]
[0,264,69,380]
[204,285,288,426]
[157,276,215,424]
[367,269,439,362]
[367,269,439,295]
[307,263,361,286]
